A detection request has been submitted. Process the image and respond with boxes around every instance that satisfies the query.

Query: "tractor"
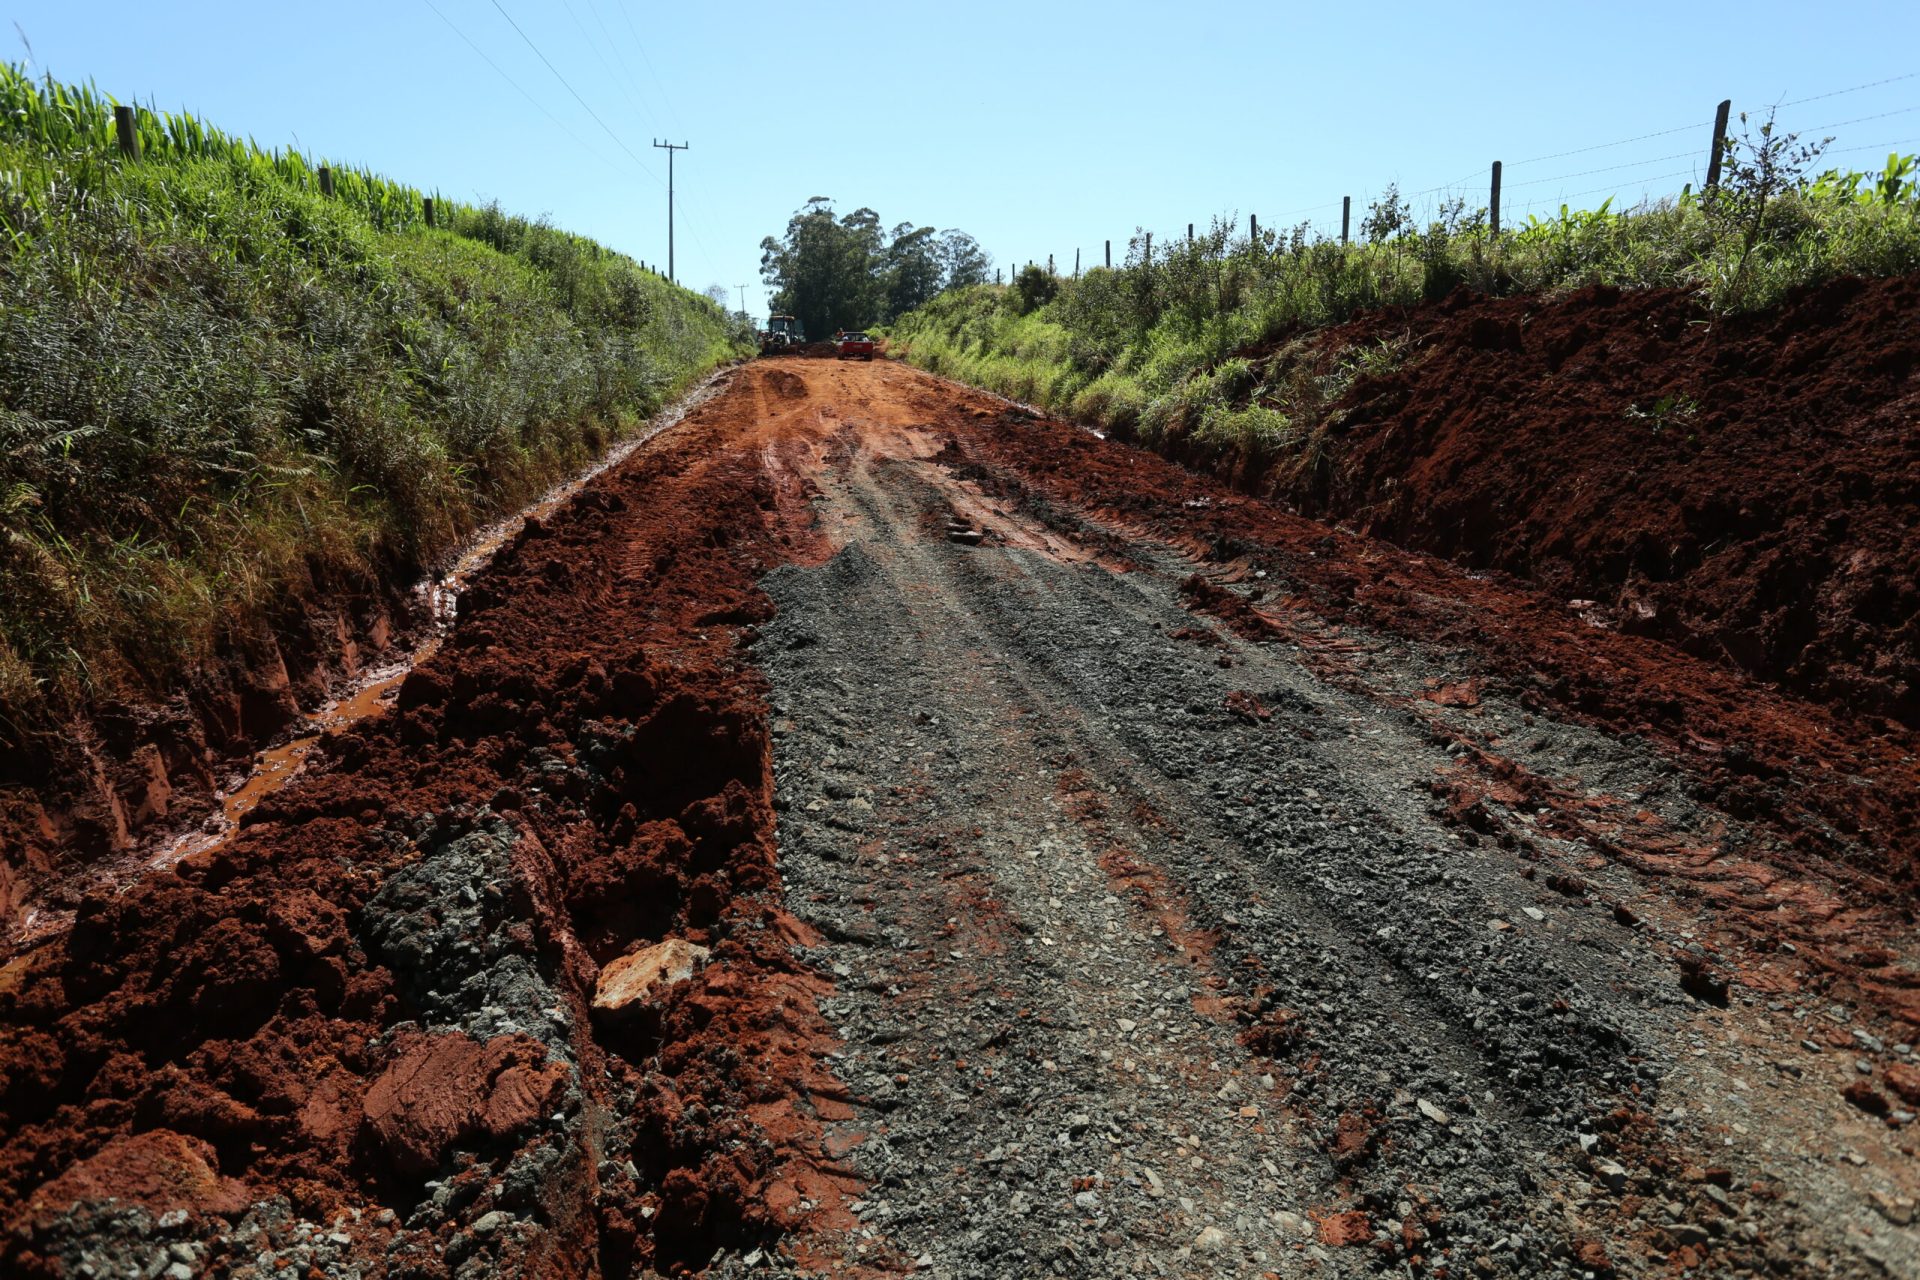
[760,313,804,355]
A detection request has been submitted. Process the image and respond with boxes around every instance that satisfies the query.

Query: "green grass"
[889,162,1920,457]
[0,64,751,734]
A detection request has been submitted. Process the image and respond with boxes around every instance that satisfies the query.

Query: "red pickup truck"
[835,331,875,361]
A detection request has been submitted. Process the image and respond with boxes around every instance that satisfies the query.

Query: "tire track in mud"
[761,440,1662,1276]
[3,358,1917,1280]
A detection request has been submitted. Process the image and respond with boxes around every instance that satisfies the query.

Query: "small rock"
[471,1211,507,1237]
[594,938,709,1014]
[1418,1099,1450,1126]
[1194,1225,1229,1252]
[1522,907,1546,922]
[1870,1191,1915,1226]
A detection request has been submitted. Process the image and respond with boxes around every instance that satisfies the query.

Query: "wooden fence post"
[1704,98,1732,190]
[1489,161,1502,237]
[319,166,335,197]
[113,105,139,160]
[1341,196,1351,244]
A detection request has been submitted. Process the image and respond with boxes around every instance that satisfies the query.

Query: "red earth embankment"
[0,367,862,1278]
[1166,274,1920,728]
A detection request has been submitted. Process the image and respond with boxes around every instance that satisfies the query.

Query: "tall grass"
[890,162,1920,457]
[0,64,749,735]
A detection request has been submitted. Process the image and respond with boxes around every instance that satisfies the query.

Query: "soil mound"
[1238,275,1920,727]
[0,367,847,1278]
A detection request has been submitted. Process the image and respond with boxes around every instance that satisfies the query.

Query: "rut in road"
[743,363,1830,1278]
[9,358,1917,1280]
[741,359,1920,1280]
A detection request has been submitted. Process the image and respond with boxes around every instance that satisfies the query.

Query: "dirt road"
[6,358,1920,1279]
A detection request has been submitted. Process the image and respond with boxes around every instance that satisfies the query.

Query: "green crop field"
[0,64,749,739]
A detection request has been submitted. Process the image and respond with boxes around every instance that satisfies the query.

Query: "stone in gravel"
[1886,1061,1920,1104]
[471,1211,507,1236]
[593,938,709,1014]
[1870,1192,1915,1226]
[1194,1225,1228,1252]
[1418,1098,1450,1126]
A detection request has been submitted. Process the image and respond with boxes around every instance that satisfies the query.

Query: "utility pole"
[652,139,689,284]
[735,283,748,321]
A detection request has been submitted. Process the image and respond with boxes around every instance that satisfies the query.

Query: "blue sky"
[8,1,1918,320]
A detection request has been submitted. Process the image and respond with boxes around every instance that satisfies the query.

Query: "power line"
[616,2,687,140]
[582,0,661,134]
[485,0,663,187]
[652,139,688,282]
[418,0,622,175]
[555,0,651,136]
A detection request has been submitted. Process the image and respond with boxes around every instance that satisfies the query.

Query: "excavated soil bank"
[0,572,416,922]
[0,367,859,1278]
[1164,274,1920,729]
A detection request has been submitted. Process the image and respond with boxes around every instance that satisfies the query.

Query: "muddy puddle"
[10,368,737,947]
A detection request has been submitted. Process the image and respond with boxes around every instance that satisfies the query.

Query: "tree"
[1013,263,1058,314]
[760,199,989,334]
[886,223,944,320]
[937,230,992,289]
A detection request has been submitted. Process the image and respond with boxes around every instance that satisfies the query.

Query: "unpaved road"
[6,357,1920,1280]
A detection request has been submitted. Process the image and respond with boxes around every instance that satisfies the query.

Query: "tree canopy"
[759,198,990,337]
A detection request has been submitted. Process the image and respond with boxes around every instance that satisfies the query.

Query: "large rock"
[593,938,710,1015]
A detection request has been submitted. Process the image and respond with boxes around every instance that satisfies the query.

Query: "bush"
[891,146,1920,461]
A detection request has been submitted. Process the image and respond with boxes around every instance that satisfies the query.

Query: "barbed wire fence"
[1001,73,1920,281]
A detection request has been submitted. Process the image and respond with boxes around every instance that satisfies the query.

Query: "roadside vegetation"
[0,65,749,733]
[889,120,1920,463]
[759,197,991,340]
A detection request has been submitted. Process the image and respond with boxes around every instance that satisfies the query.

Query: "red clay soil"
[0,369,863,1278]
[942,400,1920,1020]
[0,575,416,921]
[1181,274,1920,729]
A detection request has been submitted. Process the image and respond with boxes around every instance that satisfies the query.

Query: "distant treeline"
[758,198,991,338]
